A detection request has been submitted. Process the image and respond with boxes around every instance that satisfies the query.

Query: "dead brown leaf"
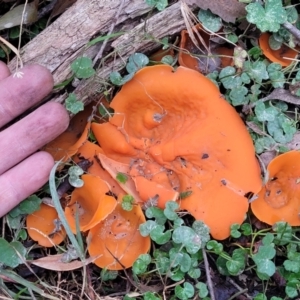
[29,254,98,271]
[183,0,246,23]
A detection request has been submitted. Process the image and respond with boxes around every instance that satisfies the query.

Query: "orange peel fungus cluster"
[27,64,263,272]
[91,65,262,240]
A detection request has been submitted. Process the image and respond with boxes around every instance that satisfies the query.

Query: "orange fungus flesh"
[65,174,117,232]
[259,32,298,67]
[178,24,233,73]
[43,101,96,161]
[87,199,150,270]
[26,203,66,247]
[251,150,300,226]
[75,141,124,196]
[91,65,262,240]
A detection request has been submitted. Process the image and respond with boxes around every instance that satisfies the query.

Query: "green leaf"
[161,55,174,65]
[110,71,134,86]
[254,294,267,300]
[192,221,210,245]
[254,136,276,154]
[269,34,282,50]
[262,233,274,245]
[219,66,242,89]
[121,195,134,211]
[145,0,168,11]
[273,222,293,245]
[139,220,157,236]
[252,244,276,277]
[286,6,298,24]
[11,194,42,216]
[226,248,246,275]
[132,254,151,275]
[229,86,248,106]
[169,249,192,272]
[154,251,170,274]
[248,46,263,59]
[267,113,296,143]
[175,282,195,300]
[68,166,84,188]
[145,206,167,225]
[241,223,252,236]
[164,201,179,221]
[71,57,95,79]
[150,225,171,245]
[178,190,193,200]
[65,93,84,114]
[243,61,269,83]
[170,269,185,281]
[267,63,285,88]
[216,255,230,276]
[198,9,222,33]
[255,102,278,122]
[0,238,25,268]
[6,214,22,230]
[230,223,241,238]
[116,172,128,184]
[143,292,161,300]
[206,240,223,254]
[196,282,209,298]
[188,268,201,279]
[87,32,125,46]
[245,0,287,32]
[286,278,299,298]
[173,226,203,254]
[126,53,149,73]
[100,269,118,281]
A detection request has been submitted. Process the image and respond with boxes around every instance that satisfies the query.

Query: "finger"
[0,101,69,174]
[0,151,54,217]
[0,64,54,128]
[0,61,11,80]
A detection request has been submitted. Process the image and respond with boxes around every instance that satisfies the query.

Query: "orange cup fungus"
[251,150,300,226]
[178,24,233,73]
[26,203,66,247]
[91,65,262,240]
[87,198,150,270]
[43,101,96,162]
[65,174,117,232]
[75,141,124,196]
[259,32,298,67]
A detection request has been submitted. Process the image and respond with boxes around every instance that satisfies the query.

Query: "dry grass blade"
[180,1,210,55]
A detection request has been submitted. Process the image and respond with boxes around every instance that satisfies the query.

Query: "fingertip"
[20,64,54,96]
[0,151,55,217]
[0,61,11,81]
[40,101,70,136]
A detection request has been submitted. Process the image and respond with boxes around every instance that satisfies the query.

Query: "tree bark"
[8,0,190,107]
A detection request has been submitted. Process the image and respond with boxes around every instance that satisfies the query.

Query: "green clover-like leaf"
[65,93,84,114]
[71,57,95,79]
[198,9,222,33]
[245,0,287,32]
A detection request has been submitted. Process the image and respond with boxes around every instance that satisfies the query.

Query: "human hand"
[0,62,69,217]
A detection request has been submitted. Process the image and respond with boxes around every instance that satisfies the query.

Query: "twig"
[202,248,216,300]
[227,277,252,300]
[242,88,300,113]
[283,21,300,43]
[92,0,126,66]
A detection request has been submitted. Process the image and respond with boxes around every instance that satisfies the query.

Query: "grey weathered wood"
[8,0,189,107]
[8,0,151,80]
